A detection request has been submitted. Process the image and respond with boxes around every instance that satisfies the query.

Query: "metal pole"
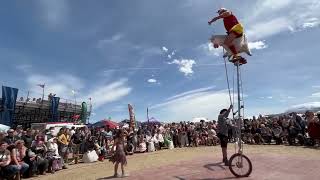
[42,84,45,103]
[26,91,30,103]
[147,108,150,123]
[236,62,242,152]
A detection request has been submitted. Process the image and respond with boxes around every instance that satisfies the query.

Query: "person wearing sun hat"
[208,8,247,64]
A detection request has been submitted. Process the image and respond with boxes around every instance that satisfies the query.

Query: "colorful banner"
[128,104,136,128]
[80,102,87,124]
[50,97,60,122]
[1,86,19,126]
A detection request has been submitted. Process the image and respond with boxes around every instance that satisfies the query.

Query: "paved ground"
[31,145,320,180]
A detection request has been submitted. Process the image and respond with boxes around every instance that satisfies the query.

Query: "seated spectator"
[156,130,164,149]
[146,132,155,152]
[0,142,20,179]
[31,138,49,175]
[4,129,19,145]
[0,132,5,143]
[22,129,34,149]
[46,138,63,173]
[11,140,30,177]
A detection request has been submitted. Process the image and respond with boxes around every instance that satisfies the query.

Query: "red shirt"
[223,14,239,32]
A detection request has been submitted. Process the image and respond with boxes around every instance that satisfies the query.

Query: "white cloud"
[38,0,68,28]
[168,59,196,76]
[312,85,320,88]
[166,86,216,101]
[16,64,32,73]
[150,89,231,121]
[162,46,168,52]
[85,79,132,109]
[26,73,84,100]
[286,102,320,113]
[311,92,320,98]
[98,33,124,47]
[248,41,268,50]
[302,17,320,29]
[246,0,320,40]
[267,96,273,99]
[26,73,131,109]
[247,17,291,41]
[168,55,172,59]
[199,43,223,57]
[147,79,157,83]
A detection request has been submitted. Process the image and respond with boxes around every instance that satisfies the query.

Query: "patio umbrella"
[92,119,119,129]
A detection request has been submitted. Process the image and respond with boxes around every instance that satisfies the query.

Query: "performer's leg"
[224,33,238,56]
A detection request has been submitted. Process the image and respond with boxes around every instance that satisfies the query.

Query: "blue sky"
[1,0,320,123]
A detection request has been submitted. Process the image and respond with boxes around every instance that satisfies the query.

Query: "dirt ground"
[30,145,320,180]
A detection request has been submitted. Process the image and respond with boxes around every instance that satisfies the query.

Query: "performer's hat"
[217,8,227,14]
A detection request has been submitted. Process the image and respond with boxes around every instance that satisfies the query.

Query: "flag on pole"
[37,84,45,88]
[128,104,135,129]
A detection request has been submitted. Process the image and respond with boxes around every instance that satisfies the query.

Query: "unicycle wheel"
[229,153,252,177]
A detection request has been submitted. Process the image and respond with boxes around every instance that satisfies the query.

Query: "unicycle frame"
[228,61,252,177]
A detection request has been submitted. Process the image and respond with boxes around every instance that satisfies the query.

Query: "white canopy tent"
[0,124,10,132]
[191,117,210,123]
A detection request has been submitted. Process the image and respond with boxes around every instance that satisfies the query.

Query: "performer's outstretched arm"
[208,11,231,25]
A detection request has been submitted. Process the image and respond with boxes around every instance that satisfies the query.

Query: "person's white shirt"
[146,135,153,143]
[157,133,164,143]
[153,134,159,143]
[70,129,75,136]
[47,138,60,156]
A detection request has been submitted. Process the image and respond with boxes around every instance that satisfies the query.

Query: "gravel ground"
[29,145,320,180]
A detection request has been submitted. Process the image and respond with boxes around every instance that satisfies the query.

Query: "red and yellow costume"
[223,14,244,38]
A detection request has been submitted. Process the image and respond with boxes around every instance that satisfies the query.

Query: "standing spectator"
[272,122,283,145]
[57,128,69,169]
[71,129,83,164]
[70,127,76,137]
[217,105,233,166]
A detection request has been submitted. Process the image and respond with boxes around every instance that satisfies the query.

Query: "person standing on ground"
[217,105,233,166]
[110,129,128,178]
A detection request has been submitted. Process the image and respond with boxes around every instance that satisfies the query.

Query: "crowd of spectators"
[1,111,319,180]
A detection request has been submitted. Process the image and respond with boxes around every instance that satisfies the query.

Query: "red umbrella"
[93,119,119,129]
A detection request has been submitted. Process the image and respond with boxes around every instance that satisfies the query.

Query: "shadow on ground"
[96,176,115,180]
[203,162,226,171]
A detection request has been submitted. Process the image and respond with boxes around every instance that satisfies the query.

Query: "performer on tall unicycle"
[208,8,247,65]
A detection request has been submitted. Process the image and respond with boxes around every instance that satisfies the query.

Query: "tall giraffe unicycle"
[228,59,253,177]
[208,7,252,176]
